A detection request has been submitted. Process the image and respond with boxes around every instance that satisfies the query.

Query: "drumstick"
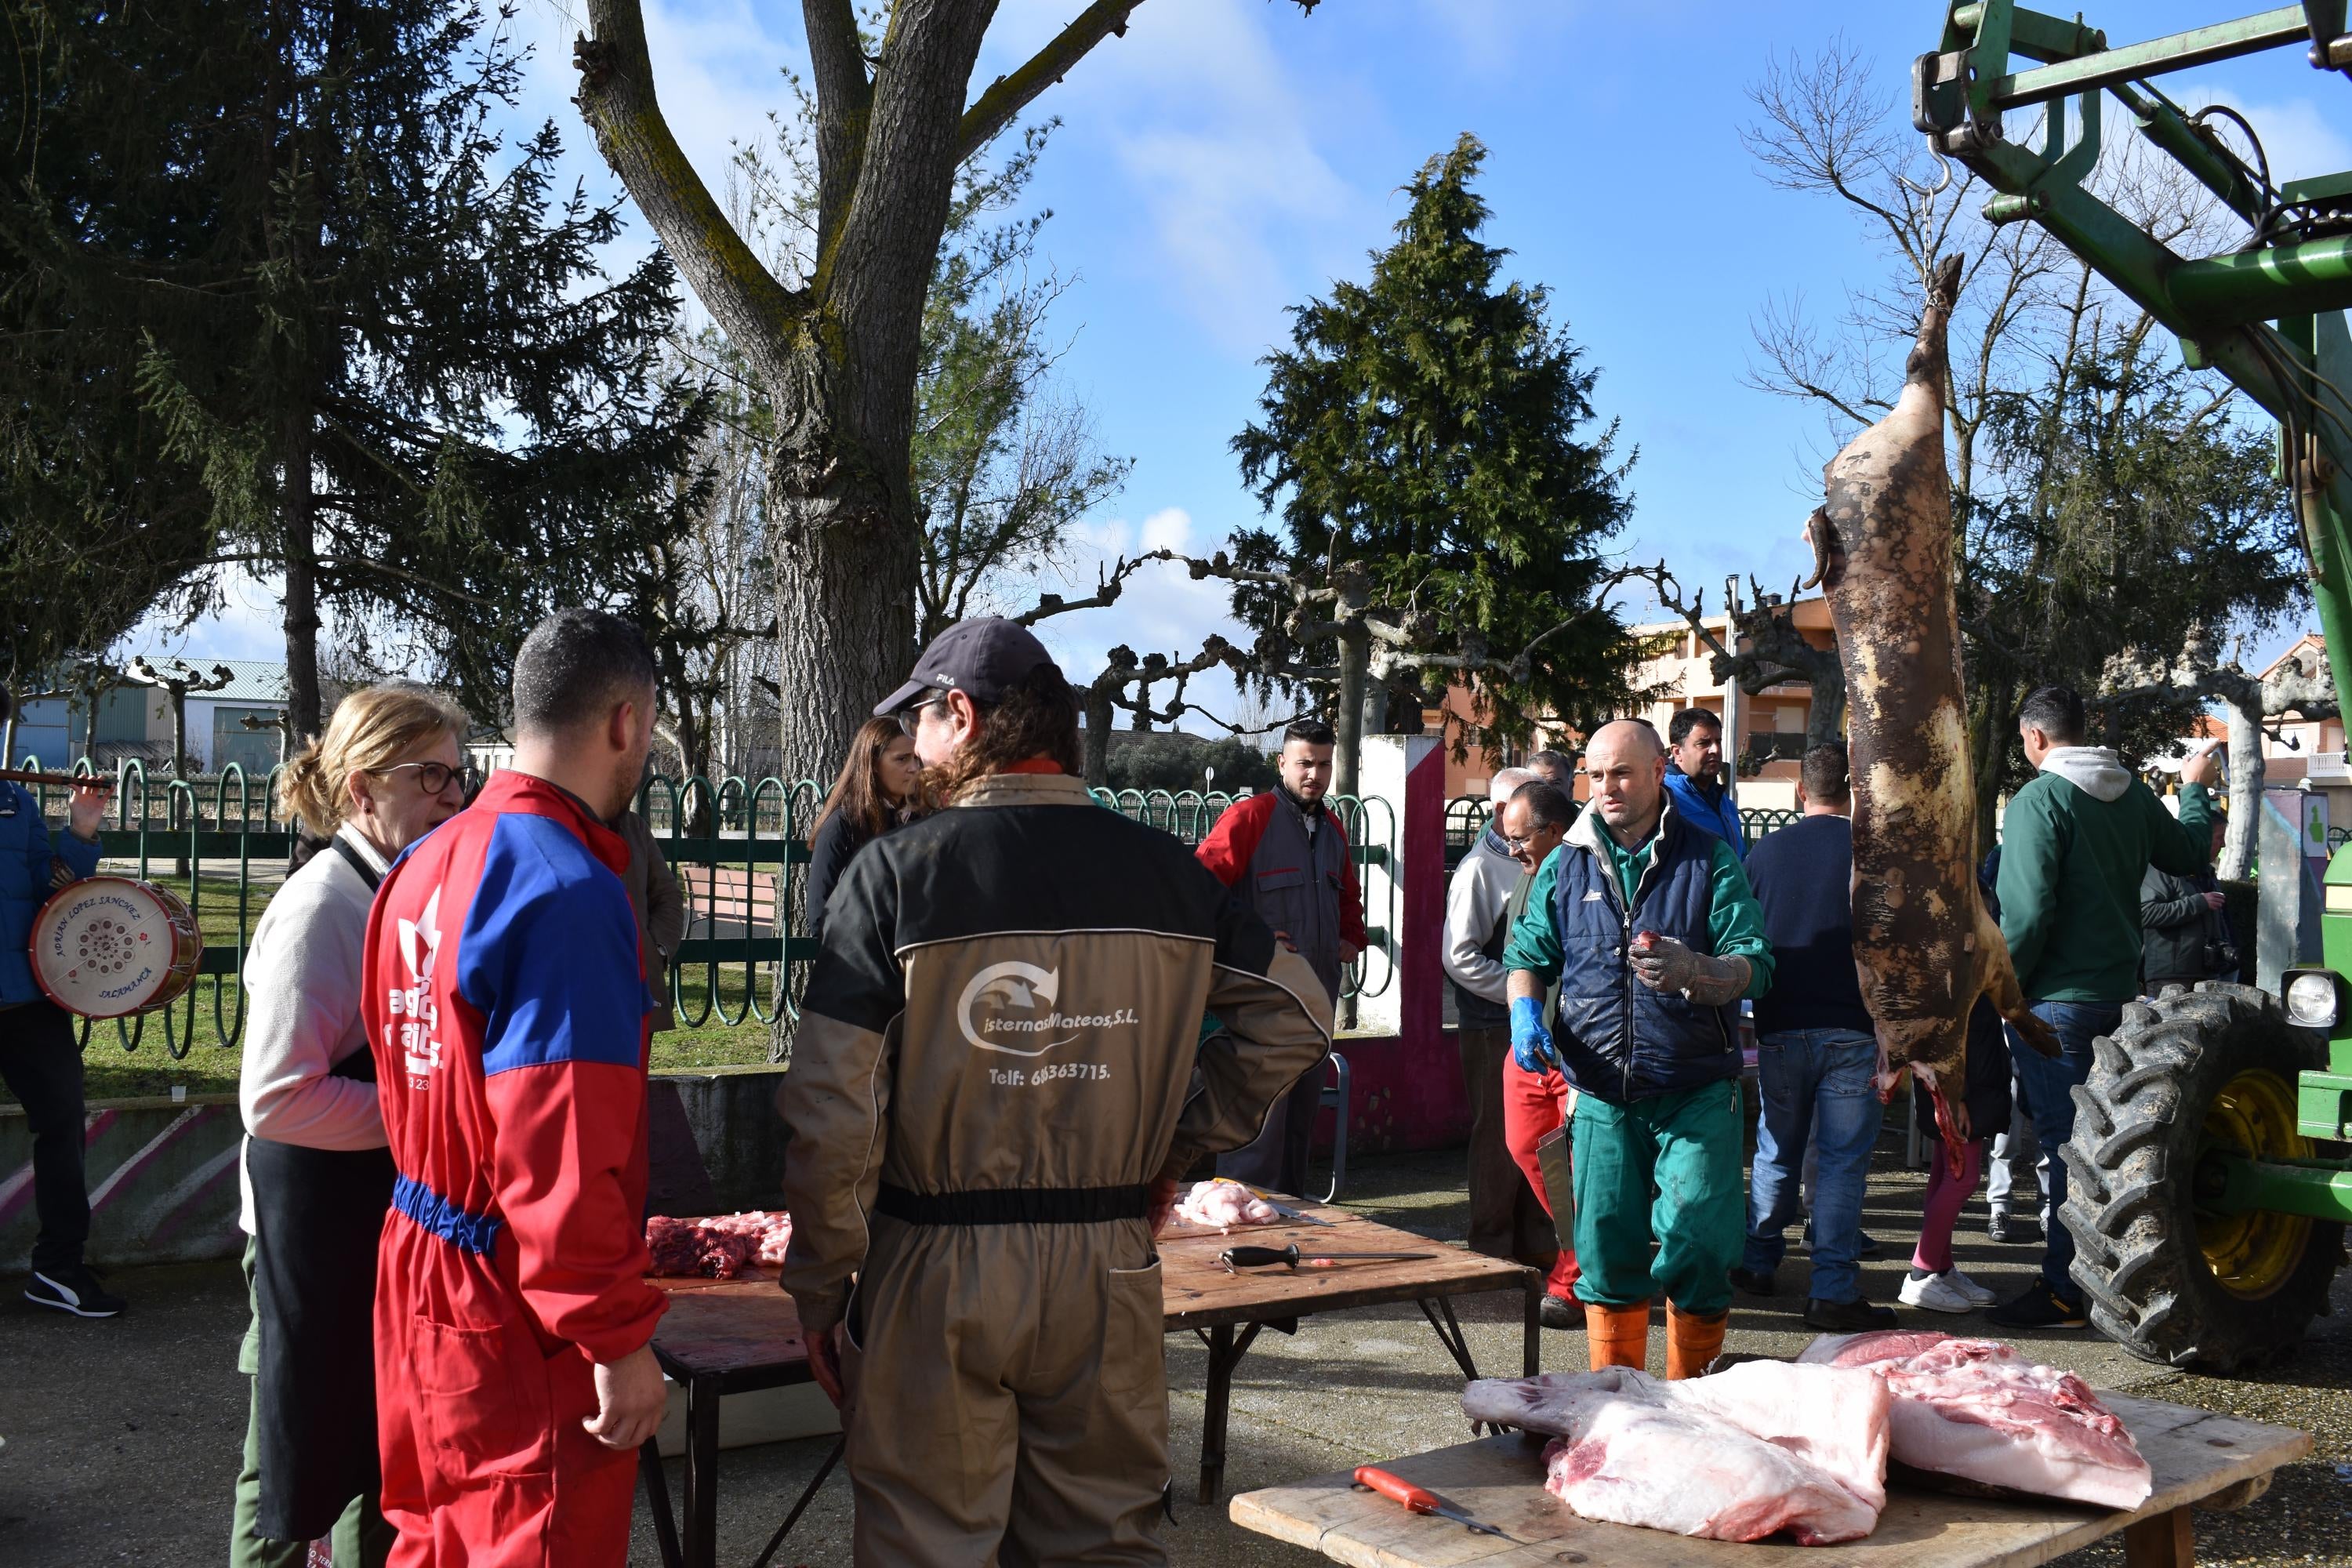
[0,768,114,791]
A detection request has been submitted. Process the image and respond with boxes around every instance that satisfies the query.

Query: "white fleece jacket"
[236,822,391,1235]
[2038,745,2133,802]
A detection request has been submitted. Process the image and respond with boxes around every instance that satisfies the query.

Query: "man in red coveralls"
[363,609,669,1566]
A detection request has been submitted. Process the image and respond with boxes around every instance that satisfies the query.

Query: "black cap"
[875,617,1059,716]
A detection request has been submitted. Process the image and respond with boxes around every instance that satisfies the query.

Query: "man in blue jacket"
[1505,719,1773,1378]
[0,694,122,1317]
[1662,708,1745,856]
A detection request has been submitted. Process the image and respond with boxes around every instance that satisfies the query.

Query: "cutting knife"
[1352,1466,1508,1537]
[1218,1243,1435,1270]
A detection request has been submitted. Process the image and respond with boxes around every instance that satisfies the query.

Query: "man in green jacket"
[1988,684,2221,1329]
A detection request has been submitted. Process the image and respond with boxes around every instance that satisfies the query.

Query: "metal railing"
[12,759,1401,1057]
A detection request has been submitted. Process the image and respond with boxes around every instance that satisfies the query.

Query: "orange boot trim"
[1582,1301,1650,1371]
[1664,1304,1728,1381]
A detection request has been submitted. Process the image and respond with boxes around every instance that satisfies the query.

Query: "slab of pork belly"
[1800,1330,2153,1509]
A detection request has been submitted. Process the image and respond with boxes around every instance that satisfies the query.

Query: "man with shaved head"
[1504,719,1773,1378]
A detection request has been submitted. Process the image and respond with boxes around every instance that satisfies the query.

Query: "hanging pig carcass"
[1804,253,2057,1149]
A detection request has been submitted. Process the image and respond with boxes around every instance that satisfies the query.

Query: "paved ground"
[2,1141,2346,1566]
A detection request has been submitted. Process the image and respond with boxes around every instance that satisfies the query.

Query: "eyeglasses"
[375,760,471,796]
[895,694,951,739]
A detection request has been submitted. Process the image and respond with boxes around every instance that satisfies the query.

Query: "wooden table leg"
[1523,1274,1542,1376]
[639,1437,684,1568]
[684,1374,723,1568]
[2123,1504,2195,1568]
[1196,1322,1265,1504]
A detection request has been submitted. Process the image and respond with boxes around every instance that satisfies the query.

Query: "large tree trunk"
[281,412,323,745]
[1968,678,2016,861]
[1333,626,1367,800]
[1804,660,1849,749]
[771,488,919,783]
[1082,684,1115,786]
[2219,691,2263,880]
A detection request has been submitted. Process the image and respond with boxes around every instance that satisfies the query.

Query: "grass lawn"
[18,954,786,1105]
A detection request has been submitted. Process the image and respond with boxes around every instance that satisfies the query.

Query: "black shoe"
[24,1264,125,1319]
[1986,1282,2087,1330]
[1539,1292,1581,1331]
[1804,1295,1897,1333]
[1729,1266,1778,1298]
[1856,1232,1882,1260]
[1986,1210,2013,1243]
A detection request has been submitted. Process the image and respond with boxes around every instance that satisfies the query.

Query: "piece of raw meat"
[1800,1331,2152,1508]
[1174,1178,1282,1231]
[644,1210,794,1278]
[1461,1363,1891,1544]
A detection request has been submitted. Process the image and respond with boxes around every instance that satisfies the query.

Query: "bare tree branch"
[956,1,1145,166]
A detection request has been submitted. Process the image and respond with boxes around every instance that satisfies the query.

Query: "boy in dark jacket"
[0,693,122,1318]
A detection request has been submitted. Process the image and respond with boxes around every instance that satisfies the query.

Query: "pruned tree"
[1633,564,1848,751]
[1072,639,1240,787]
[122,657,234,782]
[572,1,1312,782]
[1173,550,1640,797]
[2100,629,2338,879]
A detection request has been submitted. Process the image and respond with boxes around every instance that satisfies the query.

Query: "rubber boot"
[1664,1303,1729,1381]
[1583,1302,1650,1371]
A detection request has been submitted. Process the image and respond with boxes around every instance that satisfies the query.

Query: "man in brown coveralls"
[777,618,1332,1565]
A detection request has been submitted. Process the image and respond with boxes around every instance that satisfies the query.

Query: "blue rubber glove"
[1509,995,1558,1074]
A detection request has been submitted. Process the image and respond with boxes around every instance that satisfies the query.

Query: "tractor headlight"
[2284,971,2339,1029]
[2328,883,2352,915]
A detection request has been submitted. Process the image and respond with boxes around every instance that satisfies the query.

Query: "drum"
[28,877,205,1018]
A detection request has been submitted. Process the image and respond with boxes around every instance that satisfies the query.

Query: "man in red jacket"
[363,609,668,1566]
[1195,719,1364,1195]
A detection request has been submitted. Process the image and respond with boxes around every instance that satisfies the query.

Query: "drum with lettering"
[28,877,205,1018]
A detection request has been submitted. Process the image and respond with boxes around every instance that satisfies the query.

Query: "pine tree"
[6,0,705,739]
[1229,134,1641,771]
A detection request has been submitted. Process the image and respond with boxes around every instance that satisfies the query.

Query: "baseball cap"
[874,617,1061,716]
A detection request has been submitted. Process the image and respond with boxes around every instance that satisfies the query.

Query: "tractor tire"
[2062,982,2344,1373]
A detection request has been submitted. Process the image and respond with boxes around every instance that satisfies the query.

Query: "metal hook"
[1898,147,1955,199]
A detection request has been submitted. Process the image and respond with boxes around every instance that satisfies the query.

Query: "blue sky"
[151,1,2352,728]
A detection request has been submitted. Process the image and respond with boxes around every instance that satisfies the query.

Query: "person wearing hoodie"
[1505,720,1773,1378]
[1443,768,1556,1280]
[1661,708,1745,857]
[1988,684,2220,1329]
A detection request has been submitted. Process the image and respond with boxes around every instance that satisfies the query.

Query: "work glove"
[1510,995,1559,1074]
[1629,933,1751,1006]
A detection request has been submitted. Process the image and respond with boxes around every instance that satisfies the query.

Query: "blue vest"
[1548,812,1742,1104]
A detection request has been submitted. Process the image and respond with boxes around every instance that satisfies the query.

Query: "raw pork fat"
[1801,1330,2152,1508]
[1174,1178,1282,1231]
[1462,1364,1891,1544]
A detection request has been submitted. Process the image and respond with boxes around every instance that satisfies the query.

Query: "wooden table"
[637,1270,822,1568]
[1229,1392,2312,1567]
[1155,1196,1539,1503]
[633,1198,1538,1563]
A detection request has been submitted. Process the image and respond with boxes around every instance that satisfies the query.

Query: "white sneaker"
[1899,1270,1977,1314]
[1943,1268,1998,1306]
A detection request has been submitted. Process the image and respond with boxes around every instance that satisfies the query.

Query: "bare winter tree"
[573,2,1319,782]
[1741,39,2290,852]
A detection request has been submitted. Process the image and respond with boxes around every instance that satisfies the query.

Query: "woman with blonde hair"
[230,681,466,1568]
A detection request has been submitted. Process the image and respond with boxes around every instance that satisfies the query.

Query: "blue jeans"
[2005,1000,2122,1304]
[1744,1028,1880,1304]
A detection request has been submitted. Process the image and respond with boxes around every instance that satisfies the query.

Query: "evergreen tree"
[1229,133,1640,772]
[6,0,704,738]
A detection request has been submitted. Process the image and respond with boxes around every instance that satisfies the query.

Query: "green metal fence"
[12,760,1398,1056]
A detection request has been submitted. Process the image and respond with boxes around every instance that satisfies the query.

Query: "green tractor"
[1917,2,2352,1369]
